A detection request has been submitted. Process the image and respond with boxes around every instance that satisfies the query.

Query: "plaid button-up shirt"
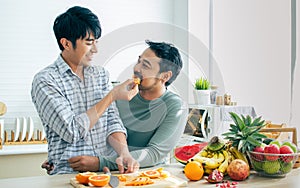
[31,55,126,174]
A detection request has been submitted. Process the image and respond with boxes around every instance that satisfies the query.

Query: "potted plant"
[193,77,211,105]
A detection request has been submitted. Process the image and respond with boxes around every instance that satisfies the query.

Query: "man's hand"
[116,154,140,174]
[41,160,54,175]
[111,79,138,101]
[68,156,100,172]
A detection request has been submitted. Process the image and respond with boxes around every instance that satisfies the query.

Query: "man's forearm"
[86,91,114,129]
[108,132,130,156]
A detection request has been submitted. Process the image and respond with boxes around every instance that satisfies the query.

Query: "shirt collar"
[55,54,97,77]
[55,55,72,75]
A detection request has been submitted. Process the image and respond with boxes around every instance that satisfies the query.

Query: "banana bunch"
[188,136,249,175]
[190,144,232,174]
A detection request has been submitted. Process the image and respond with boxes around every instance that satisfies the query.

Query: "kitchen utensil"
[103,167,119,188]
[14,118,20,141]
[28,117,34,141]
[21,117,27,141]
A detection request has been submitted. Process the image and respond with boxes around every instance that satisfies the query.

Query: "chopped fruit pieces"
[125,177,154,186]
[118,174,127,182]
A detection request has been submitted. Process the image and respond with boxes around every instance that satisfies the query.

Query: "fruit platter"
[174,112,300,185]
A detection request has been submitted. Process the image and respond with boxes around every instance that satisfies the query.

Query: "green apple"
[282,141,297,153]
[269,140,281,147]
[280,161,293,173]
[262,161,280,174]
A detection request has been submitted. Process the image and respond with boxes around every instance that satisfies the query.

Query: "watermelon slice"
[174,142,208,164]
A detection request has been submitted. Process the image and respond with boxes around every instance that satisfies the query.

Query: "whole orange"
[184,161,204,181]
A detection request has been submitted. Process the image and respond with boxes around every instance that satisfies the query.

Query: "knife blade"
[103,167,119,188]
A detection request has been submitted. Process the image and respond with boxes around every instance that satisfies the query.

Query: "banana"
[198,147,209,157]
[229,146,249,166]
[191,153,222,169]
[189,155,210,164]
[204,167,213,175]
[213,152,225,163]
[218,150,229,174]
[218,159,228,174]
[203,157,222,169]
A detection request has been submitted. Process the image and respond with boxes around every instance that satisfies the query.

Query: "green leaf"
[229,124,238,132]
[246,136,261,147]
[222,132,235,136]
[230,112,246,130]
[246,115,252,126]
[251,132,267,139]
[241,115,247,125]
[248,126,265,136]
[238,140,246,151]
[251,116,265,127]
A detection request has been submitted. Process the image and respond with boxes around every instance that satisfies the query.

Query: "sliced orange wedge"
[133,77,141,85]
[75,172,97,184]
[142,170,161,178]
[88,174,110,187]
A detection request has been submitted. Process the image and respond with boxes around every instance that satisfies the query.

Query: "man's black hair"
[53,6,102,51]
[146,40,183,87]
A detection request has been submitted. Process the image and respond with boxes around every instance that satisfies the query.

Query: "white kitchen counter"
[0,144,47,155]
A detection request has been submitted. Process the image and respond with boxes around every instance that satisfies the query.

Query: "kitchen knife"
[103,167,119,188]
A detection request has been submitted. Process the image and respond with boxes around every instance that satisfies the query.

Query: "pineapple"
[222,112,267,153]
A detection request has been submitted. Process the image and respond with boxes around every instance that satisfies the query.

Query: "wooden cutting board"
[70,171,188,188]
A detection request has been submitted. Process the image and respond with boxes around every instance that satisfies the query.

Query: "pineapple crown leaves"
[222,112,267,153]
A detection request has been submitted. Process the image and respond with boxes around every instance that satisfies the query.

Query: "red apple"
[252,146,265,161]
[282,141,298,153]
[264,144,280,161]
[280,145,294,162]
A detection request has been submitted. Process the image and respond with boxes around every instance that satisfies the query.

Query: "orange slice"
[133,77,141,85]
[125,177,154,186]
[159,170,170,178]
[76,172,97,184]
[88,174,110,187]
[142,170,161,179]
[118,174,127,182]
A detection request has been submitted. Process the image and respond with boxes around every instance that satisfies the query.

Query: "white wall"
[189,0,299,140]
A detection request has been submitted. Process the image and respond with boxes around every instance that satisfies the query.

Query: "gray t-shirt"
[99,90,187,170]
